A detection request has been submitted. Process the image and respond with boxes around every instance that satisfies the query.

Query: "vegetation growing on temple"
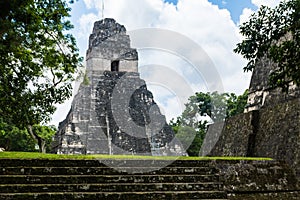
[234,0,300,91]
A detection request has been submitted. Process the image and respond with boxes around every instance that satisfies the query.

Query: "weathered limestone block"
[215,160,300,200]
[207,111,257,157]
[95,71,183,155]
[200,121,224,156]
[86,18,138,73]
[254,98,300,176]
[245,56,300,112]
[208,98,300,176]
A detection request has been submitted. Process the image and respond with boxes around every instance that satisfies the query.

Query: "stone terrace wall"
[209,98,300,176]
[254,98,300,175]
[215,160,300,200]
[206,113,253,157]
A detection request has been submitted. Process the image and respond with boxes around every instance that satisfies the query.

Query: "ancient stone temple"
[245,57,300,112]
[204,53,300,175]
[52,18,184,156]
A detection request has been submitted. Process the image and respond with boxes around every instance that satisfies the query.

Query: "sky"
[51,0,282,126]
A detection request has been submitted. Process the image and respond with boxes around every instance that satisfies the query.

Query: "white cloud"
[82,0,105,10]
[83,0,95,9]
[146,84,184,121]
[78,13,98,39]
[154,0,244,94]
[238,0,282,25]
[251,0,281,8]
[239,8,255,25]
[100,0,163,29]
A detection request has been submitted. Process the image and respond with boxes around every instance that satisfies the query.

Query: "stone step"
[0,174,219,184]
[227,192,300,200]
[0,182,224,193]
[0,166,218,175]
[0,191,228,200]
[0,159,216,168]
[0,159,228,199]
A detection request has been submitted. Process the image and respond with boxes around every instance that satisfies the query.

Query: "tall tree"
[171,91,248,156]
[0,120,56,152]
[234,0,300,91]
[0,0,82,152]
[0,120,36,152]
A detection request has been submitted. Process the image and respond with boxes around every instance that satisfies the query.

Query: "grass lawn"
[0,152,273,161]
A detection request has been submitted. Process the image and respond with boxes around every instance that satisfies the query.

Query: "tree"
[0,0,82,152]
[234,0,300,91]
[32,125,57,153]
[171,122,206,157]
[170,91,248,156]
[226,90,248,117]
[0,120,36,152]
[0,120,56,152]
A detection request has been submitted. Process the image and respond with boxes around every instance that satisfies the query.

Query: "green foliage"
[0,0,82,152]
[234,0,300,91]
[170,91,248,156]
[0,120,56,152]
[0,121,36,152]
[175,126,206,157]
[32,125,56,152]
[226,90,248,117]
[83,72,90,85]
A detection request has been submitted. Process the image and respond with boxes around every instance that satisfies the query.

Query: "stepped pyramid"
[52,18,185,156]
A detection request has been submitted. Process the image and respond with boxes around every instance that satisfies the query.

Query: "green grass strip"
[0,152,272,161]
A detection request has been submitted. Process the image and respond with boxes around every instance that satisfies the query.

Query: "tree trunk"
[27,125,46,153]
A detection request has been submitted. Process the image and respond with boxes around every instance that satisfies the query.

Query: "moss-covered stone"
[209,98,300,177]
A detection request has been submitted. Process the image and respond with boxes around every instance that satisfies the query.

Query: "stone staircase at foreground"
[0,159,228,200]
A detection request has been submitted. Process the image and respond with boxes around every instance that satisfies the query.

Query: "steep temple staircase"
[0,159,228,200]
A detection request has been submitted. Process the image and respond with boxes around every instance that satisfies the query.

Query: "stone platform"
[0,159,299,199]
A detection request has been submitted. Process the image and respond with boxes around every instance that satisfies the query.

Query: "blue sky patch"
[164,0,257,23]
[208,0,257,23]
[164,0,178,5]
